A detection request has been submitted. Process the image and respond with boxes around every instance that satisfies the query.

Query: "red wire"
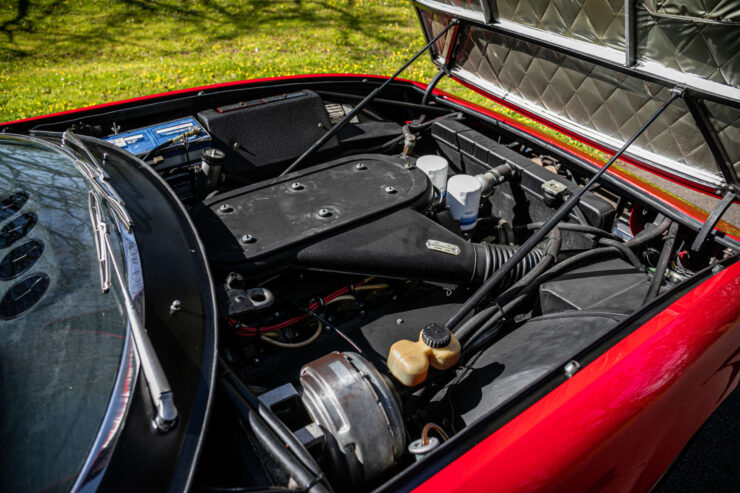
[233,280,367,337]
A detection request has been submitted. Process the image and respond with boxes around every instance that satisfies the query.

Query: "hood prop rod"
[444,88,683,331]
[281,19,459,176]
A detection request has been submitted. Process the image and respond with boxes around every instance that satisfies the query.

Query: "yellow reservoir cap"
[387,326,461,387]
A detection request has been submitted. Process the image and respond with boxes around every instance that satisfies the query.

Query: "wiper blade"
[63,131,133,231]
[87,191,112,293]
[62,130,108,181]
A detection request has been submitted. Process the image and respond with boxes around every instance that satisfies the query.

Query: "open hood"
[413,0,739,192]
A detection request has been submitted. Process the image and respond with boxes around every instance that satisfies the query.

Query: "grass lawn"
[1,0,444,121]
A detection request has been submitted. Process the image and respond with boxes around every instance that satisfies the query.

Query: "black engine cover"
[195,154,433,272]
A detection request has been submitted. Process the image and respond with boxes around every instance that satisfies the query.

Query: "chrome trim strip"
[451,68,726,189]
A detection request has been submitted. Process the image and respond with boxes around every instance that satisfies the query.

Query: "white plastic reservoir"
[446,174,482,230]
[416,155,449,196]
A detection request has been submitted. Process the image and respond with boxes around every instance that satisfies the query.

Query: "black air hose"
[294,209,542,286]
[475,243,543,285]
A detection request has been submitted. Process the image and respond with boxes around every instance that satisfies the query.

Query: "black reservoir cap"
[422,323,452,348]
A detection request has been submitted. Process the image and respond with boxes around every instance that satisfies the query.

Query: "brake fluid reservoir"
[446,174,482,230]
[416,155,449,196]
[387,324,461,387]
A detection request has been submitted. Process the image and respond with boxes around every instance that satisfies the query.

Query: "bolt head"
[291,182,304,190]
[219,204,233,213]
[563,360,581,378]
[318,208,331,217]
[241,234,256,244]
[384,186,397,194]
[355,162,367,170]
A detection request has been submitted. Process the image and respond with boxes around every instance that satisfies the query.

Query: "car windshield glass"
[0,136,128,492]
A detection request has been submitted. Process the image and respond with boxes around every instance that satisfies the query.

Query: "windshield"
[0,136,128,492]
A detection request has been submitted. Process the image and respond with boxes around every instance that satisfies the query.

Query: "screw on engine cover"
[355,163,367,170]
[396,318,404,325]
[219,204,233,213]
[384,186,397,194]
[241,234,256,244]
[169,299,181,315]
[291,182,304,190]
[563,360,581,378]
[318,208,332,217]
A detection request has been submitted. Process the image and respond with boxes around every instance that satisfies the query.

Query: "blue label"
[104,117,206,156]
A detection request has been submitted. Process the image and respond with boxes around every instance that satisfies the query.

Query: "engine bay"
[28,83,735,491]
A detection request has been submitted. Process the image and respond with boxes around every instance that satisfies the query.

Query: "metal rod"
[444,89,683,330]
[625,0,636,66]
[314,90,451,113]
[683,95,738,188]
[281,19,458,176]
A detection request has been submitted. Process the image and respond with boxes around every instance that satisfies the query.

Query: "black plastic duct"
[295,209,542,285]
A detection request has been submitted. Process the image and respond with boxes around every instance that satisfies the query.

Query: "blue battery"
[104,117,210,164]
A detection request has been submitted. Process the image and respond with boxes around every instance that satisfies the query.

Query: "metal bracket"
[691,190,737,252]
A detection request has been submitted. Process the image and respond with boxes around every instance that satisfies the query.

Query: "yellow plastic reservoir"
[387,324,461,387]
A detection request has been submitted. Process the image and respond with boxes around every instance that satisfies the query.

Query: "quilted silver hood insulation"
[414,1,739,188]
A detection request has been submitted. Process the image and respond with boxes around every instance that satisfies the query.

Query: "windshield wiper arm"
[63,131,133,231]
[101,215,178,432]
[83,167,176,431]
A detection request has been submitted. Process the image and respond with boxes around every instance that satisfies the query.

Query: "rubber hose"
[598,238,643,270]
[644,222,679,302]
[477,243,544,286]
[456,228,561,343]
[625,217,671,247]
[525,222,614,238]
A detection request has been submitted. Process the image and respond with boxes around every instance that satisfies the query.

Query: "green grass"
[0,0,442,120]
[0,0,609,164]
